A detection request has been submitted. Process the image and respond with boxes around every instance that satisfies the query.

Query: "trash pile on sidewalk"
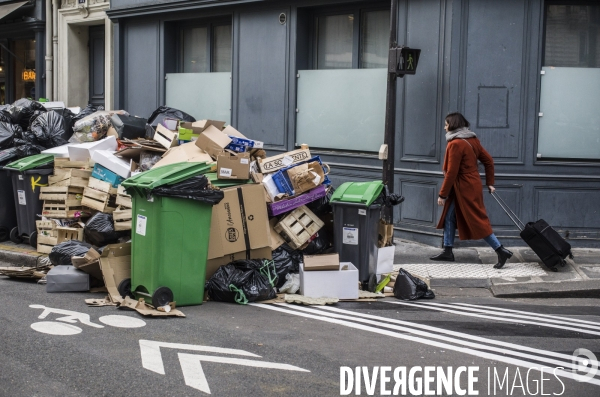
[0,98,434,318]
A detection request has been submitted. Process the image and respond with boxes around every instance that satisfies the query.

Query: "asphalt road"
[1,276,599,397]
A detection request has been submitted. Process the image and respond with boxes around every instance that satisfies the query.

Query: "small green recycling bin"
[330,181,384,287]
[5,154,55,247]
[121,162,215,307]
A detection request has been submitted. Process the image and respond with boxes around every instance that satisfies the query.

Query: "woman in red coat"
[430,112,513,269]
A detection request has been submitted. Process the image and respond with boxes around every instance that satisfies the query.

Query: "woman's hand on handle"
[488,185,496,194]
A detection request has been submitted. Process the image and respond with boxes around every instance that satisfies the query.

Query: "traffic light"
[388,46,421,77]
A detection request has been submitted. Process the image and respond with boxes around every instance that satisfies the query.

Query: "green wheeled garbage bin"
[121,162,216,307]
[0,166,17,242]
[330,181,384,288]
[5,154,55,247]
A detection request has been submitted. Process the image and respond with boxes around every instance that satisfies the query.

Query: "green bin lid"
[122,161,213,196]
[4,154,55,171]
[330,181,384,207]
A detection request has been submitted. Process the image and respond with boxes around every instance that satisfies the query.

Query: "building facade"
[107,0,600,248]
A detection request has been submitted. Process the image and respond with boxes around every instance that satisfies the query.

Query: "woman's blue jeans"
[443,199,501,250]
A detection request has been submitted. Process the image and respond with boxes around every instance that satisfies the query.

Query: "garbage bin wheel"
[9,227,22,244]
[152,287,174,308]
[118,278,134,299]
[0,227,9,242]
[29,231,38,248]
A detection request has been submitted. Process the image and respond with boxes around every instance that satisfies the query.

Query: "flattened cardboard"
[72,248,103,281]
[206,247,272,280]
[99,243,131,303]
[195,125,232,159]
[258,148,312,173]
[207,184,271,259]
[153,141,214,169]
[217,152,251,180]
[154,124,178,149]
[303,253,340,271]
[180,120,226,135]
[119,296,185,317]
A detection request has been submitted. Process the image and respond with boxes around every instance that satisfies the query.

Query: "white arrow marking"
[139,340,261,375]
[178,353,310,394]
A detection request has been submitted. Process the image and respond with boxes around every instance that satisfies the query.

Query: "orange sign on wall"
[22,69,36,81]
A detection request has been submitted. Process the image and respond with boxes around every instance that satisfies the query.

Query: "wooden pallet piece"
[42,201,85,218]
[37,234,58,254]
[36,220,57,234]
[49,169,92,188]
[54,158,92,170]
[115,185,132,208]
[39,186,84,201]
[113,207,132,231]
[81,187,116,213]
[273,205,324,249]
[88,177,118,195]
[36,226,84,254]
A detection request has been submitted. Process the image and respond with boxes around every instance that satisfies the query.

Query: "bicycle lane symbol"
[29,304,146,335]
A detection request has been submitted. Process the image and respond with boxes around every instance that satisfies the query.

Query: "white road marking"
[414,301,600,330]
[30,321,82,336]
[252,303,600,387]
[29,304,103,328]
[99,315,146,328]
[178,353,310,394]
[386,301,600,336]
[139,340,260,375]
[452,302,600,326]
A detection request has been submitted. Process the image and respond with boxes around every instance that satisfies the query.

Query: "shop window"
[313,8,390,69]
[180,23,232,73]
[537,4,600,160]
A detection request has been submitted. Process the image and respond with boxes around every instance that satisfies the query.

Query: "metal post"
[382,0,398,222]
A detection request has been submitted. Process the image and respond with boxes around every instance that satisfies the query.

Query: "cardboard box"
[180,120,226,135]
[152,141,214,169]
[299,262,359,300]
[287,161,326,195]
[91,150,132,179]
[72,248,103,281]
[268,185,327,216]
[217,152,251,180]
[303,253,340,271]
[67,136,118,161]
[206,247,272,281]
[154,124,178,149]
[99,243,131,303]
[91,163,125,187]
[207,184,271,259]
[46,266,90,292]
[258,148,312,174]
[224,125,263,149]
[195,125,232,159]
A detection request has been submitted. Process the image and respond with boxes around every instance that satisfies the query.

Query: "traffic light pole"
[382,0,398,222]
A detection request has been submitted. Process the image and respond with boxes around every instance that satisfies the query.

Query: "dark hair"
[445,112,470,131]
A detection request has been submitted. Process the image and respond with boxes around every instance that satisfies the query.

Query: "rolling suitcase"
[491,192,573,271]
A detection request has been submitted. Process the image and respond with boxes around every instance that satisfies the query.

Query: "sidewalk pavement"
[1,239,599,299]
[393,238,600,298]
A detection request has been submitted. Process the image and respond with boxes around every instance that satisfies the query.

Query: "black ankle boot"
[430,246,455,262]
[494,246,513,269]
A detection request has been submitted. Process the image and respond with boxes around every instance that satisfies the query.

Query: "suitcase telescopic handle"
[490,191,525,231]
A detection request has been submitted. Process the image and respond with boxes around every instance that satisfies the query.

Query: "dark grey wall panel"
[234,8,288,147]
[535,188,600,229]
[400,0,444,161]
[399,180,437,225]
[482,185,522,228]
[462,0,526,162]
[124,20,160,117]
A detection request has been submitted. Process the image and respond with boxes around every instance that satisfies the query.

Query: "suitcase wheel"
[560,259,567,267]
[569,253,574,260]
[550,267,558,272]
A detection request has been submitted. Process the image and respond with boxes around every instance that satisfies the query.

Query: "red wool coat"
[436,137,495,240]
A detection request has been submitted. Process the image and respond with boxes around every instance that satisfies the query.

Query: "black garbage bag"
[151,175,224,205]
[60,108,76,137]
[0,121,20,149]
[0,105,12,123]
[301,230,332,255]
[393,268,435,301]
[16,142,45,158]
[49,240,93,267]
[373,185,405,208]
[0,147,19,165]
[84,212,128,247]
[272,243,302,288]
[6,98,47,130]
[205,259,278,304]
[306,186,335,216]
[29,110,45,127]
[145,106,195,139]
[30,111,69,148]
